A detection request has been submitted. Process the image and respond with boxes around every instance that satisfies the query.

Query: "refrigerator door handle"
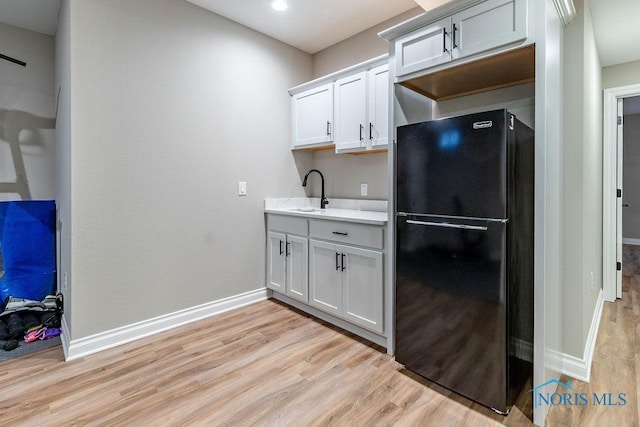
[406,219,488,231]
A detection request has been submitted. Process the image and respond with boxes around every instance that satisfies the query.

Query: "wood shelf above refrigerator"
[398,45,535,101]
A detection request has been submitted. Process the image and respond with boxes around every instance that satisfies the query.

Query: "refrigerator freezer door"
[395,214,508,411]
[397,110,508,219]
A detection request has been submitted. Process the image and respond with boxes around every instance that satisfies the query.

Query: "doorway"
[621,97,640,250]
[603,84,640,302]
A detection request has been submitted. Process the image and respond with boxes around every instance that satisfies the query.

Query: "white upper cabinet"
[367,64,390,149]
[452,0,527,60]
[289,55,389,153]
[394,0,527,78]
[395,17,451,77]
[334,64,389,154]
[291,82,333,149]
[334,71,368,153]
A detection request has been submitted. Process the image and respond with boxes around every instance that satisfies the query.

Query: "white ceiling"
[588,0,640,67]
[185,0,418,54]
[0,0,638,67]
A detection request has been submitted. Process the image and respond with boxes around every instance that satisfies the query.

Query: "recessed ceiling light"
[271,0,288,11]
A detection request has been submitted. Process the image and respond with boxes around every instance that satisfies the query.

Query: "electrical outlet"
[360,183,368,196]
[64,272,68,291]
[238,181,247,196]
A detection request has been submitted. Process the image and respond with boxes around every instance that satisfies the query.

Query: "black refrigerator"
[395,109,533,414]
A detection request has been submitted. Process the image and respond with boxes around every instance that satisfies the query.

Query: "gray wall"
[603,59,640,89]
[56,0,72,341]
[623,111,640,240]
[561,0,603,358]
[303,8,423,202]
[60,0,313,340]
[312,8,422,78]
[0,23,56,201]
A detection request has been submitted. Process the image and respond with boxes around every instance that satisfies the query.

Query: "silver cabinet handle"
[406,219,488,231]
[326,121,331,136]
[359,124,364,141]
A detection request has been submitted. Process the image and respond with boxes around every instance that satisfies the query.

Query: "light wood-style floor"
[5,245,640,426]
[546,244,640,426]
[0,300,533,426]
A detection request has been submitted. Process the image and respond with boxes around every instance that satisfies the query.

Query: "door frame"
[603,83,640,301]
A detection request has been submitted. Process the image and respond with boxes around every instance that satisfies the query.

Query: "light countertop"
[264,198,388,226]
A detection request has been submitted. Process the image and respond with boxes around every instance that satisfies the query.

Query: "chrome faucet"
[302,169,329,209]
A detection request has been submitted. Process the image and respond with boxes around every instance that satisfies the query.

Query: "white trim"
[65,288,268,361]
[60,313,71,360]
[603,83,640,302]
[561,290,604,382]
[623,238,640,246]
[551,0,576,26]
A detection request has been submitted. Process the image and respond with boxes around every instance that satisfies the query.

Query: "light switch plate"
[360,183,368,196]
[238,181,247,196]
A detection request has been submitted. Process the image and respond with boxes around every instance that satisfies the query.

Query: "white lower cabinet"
[309,239,383,334]
[309,239,343,316]
[341,245,383,333]
[267,231,287,293]
[286,235,308,302]
[267,214,385,337]
[267,229,308,303]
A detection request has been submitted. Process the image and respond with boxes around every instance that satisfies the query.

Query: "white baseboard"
[61,313,71,360]
[65,288,268,361]
[561,289,604,382]
[623,238,640,246]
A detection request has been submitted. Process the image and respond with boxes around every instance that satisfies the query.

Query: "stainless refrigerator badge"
[394,109,534,414]
[473,120,493,129]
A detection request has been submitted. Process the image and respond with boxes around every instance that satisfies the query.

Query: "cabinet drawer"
[309,219,383,249]
[267,215,308,236]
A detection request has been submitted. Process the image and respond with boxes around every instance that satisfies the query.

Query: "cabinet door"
[309,239,342,316]
[267,231,286,293]
[394,17,451,77]
[341,245,383,334]
[367,64,389,149]
[292,83,333,148]
[334,71,367,153]
[286,235,308,303]
[452,0,527,60]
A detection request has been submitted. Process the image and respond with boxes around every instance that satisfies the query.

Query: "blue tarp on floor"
[0,200,56,302]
